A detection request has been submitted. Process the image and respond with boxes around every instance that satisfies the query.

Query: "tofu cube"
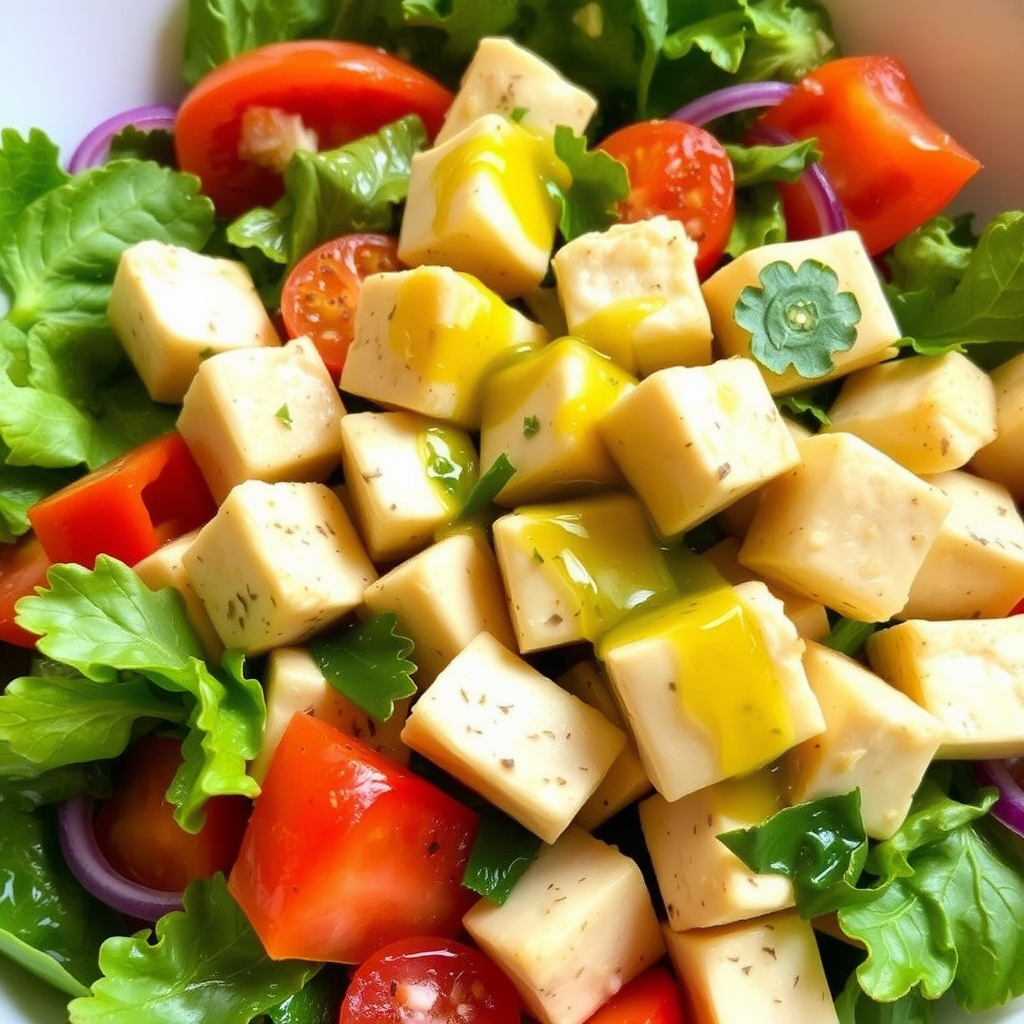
[360,532,517,687]
[108,239,280,403]
[339,411,477,563]
[902,469,1024,620]
[970,351,1024,502]
[435,36,597,144]
[492,492,676,653]
[479,337,635,508]
[599,358,801,537]
[250,647,409,783]
[866,616,1024,759]
[177,336,345,503]
[183,480,376,656]
[701,231,900,394]
[640,769,794,931]
[551,216,714,375]
[400,631,626,843]
[463,826,665,1024]
[597,580,825,801]
[739,432,952,622]
[784,642,944,839]
[398,114,566,298]
[340,266,547,428]
[663,910,839,1024]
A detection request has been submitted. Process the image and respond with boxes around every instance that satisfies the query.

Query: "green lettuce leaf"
[551,126,629,241]
[462,806,542,904]
[0,128,69,241]
[725,137,820,187]
[834,973,934,1024]
[822,616,877,658]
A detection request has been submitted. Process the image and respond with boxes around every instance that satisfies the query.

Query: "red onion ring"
[667,80,796,127]
[58,794,183,921]
[67,104,178,174]
[975,759,1024,838]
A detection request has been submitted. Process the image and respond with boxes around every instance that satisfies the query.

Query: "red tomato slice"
[338,936,521,1024]
[174,41,453,218]
[596,119,735,278]
[1010,597,1024,616]
[584,966,690,1024]
[281,233,403,377]
[757,55,980,254]
[228,712,480,964]
[93,735,250,893]
[0,534,52,648]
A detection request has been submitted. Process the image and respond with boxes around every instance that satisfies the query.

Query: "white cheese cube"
[552,216,714,375]
[340,266,547,428]
[400,631,626,843]
[821,352,997,473]
[250,647,409,783]
[902,469,1024,620]
[597,580,825,802]
[360,532,517,687]
[640,770,794,931]
[866,616,1024,758]
[479,337,635,508]
[739,432,952,622]
[177,336,345,503]
[599,358,801,537]
[183,480,376,656]
[701,231,900,394]
[785,642,944,839]
[663,911,839,1024]
[970,351,1024,502]
[492,492,676,653]
[435,36,597,144]
[463,826,665,1024]
[108,239,280,403]
[399,114,565,298]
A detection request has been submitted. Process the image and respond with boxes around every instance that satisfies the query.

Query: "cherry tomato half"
[175,41,453,217]
[338,936,521,1024]
[597,119,735,278]
[281,233,403,377]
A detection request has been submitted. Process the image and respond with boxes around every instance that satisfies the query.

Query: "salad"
[2,1,1024,1024]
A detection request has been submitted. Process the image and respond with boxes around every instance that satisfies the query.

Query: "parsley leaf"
[550,126,629,242]
[734,258,861,377]
[522,414,541,438]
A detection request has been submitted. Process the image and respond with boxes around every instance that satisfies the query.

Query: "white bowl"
[0,1,1022,1022]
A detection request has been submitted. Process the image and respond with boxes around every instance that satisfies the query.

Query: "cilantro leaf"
[734,258,861,377]
[309,612,416,721]
[551,125,629,242]
[462,806,542,905]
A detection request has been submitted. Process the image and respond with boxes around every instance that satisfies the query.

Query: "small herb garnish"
[509,106,529,123]
[734,258,861,378]
[522,414,541,438]
[275,404,293,428]
[456,453,516,522]
[462,806,542,905]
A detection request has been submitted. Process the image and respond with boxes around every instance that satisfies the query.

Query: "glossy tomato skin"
[597,119,735,279]
[338,936,521,1024]
[93,735,250,893]
[175,41,453,217]
[757,55,980,254]
[281,233,403,377]
[228,712,480,964]
[584,966,690,1024]
[0,534,52,647]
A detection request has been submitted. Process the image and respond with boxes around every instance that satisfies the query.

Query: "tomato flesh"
[0,534,52,647]
[584,966,691,1024]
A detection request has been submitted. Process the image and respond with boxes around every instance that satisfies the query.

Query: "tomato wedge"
[174,41,453,218]
[597,119,735,278]
[0,534,52,648]
[757,55,980,254]
[281,233,403,377]
[585,966,691,1024]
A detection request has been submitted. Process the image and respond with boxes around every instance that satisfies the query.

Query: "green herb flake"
[509,106,529,123]
[275,404,293,429]
[522,414,541,438]
[455,453,516,523]
[531,548,544,564]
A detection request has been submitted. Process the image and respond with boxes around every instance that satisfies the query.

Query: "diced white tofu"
[360,532,517,687]
[340,266,547,428]
[399,114,566,298]
[557,660,651,830]
[739,432,952,622]
[492,492,676,653]
[108,239,280,404]
[701,231,900,394]
[250,647,409,783]
[176,336,346,503]
[784,642,944,839]
[901,469,1024,620]
[663,911,839,1024]
[479,337,635,508]
[640,770,794,930]
[183,480,376,656]
[866,616,1024,758]
[821,352,997,474]
[970,351,1024,502]
[400,631,626,843]
[552,216,714,374]
[434,36,597,144]
[599,358,801,537]
[463,826,665,1024]
[597,580,825,802]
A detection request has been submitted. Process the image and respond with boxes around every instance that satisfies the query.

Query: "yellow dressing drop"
[571,296,669,372]
[417,425,478,513]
